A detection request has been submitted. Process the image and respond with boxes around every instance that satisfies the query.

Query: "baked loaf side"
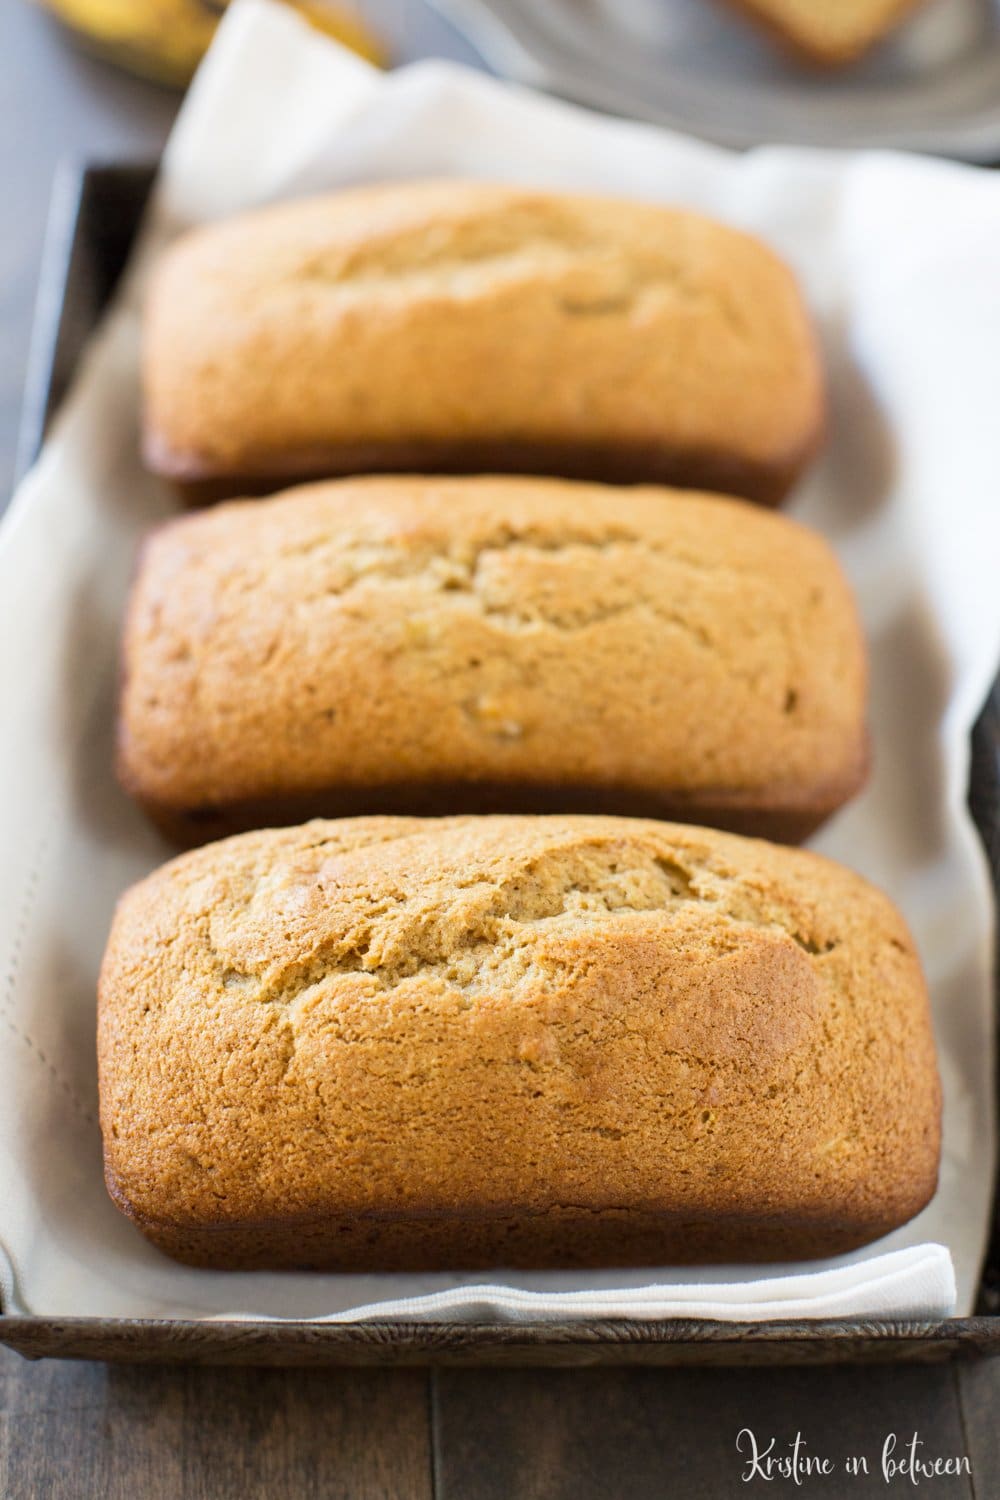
[142,181,824,504]
[98,814,941,1271]
[116,476,868,844]
[719,0,926,64]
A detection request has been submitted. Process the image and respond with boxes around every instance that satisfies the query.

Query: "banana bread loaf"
[141,180,824,504]
[117,475,868,844]
[718,0,925,65]
[98,814,942,1270]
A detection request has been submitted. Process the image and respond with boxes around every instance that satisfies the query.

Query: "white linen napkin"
[2,0,999,1324]
[208,1246,957,1323]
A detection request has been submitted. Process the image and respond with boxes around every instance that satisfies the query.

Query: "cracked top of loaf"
[117,475,868,843]
[141,180,824,503]
[98,814,940,1267]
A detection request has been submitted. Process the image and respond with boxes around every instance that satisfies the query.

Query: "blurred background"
[4,0,1000,504]
[0,0,482,507]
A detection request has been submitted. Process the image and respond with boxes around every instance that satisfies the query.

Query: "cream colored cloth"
[1,0,998,1322]
[212,1247,957,1323]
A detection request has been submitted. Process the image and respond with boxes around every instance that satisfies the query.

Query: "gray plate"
[430,0,1000,158]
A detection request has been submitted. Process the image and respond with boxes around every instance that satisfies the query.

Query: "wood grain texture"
[956,1358,1000,1494]
[5,1316,998,1366]
[5,1349,997,1497]
[433,1364,978,1498]
[0,1345,432,1500]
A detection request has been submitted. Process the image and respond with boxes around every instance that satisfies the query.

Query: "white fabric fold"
[205,1246,957,1323]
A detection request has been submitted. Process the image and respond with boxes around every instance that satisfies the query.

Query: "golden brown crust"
[716,0,926,65]
[130,771,869,852]
[148,433,815,512]
[98,814,942,1271]
[142,181,825,504]
[116,476,869,844]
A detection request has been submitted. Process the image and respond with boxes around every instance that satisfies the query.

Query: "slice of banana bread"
[719,0,926,65]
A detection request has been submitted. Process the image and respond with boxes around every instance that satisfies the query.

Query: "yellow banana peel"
[38,0,384,86]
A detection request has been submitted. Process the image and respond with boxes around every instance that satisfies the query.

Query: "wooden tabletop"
[1,2,998,1494]
[2,1352,998,1496]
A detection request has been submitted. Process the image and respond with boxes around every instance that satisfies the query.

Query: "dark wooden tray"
[3,164,998,1366]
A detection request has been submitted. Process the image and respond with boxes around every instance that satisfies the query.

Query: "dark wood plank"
[956,1357,1000,1497]
[0,1345,185,1499]
[0,1345,432,1500]
[433,1364,976,1499]
[176,1364,432,1500]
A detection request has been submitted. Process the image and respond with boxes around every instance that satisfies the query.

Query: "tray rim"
[4,1313,999,1366]
[2,161,998,1366]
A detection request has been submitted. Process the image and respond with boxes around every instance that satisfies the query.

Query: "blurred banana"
[37,0,384,85]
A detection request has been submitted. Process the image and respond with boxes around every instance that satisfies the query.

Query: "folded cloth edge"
[202,1245,956,1324]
